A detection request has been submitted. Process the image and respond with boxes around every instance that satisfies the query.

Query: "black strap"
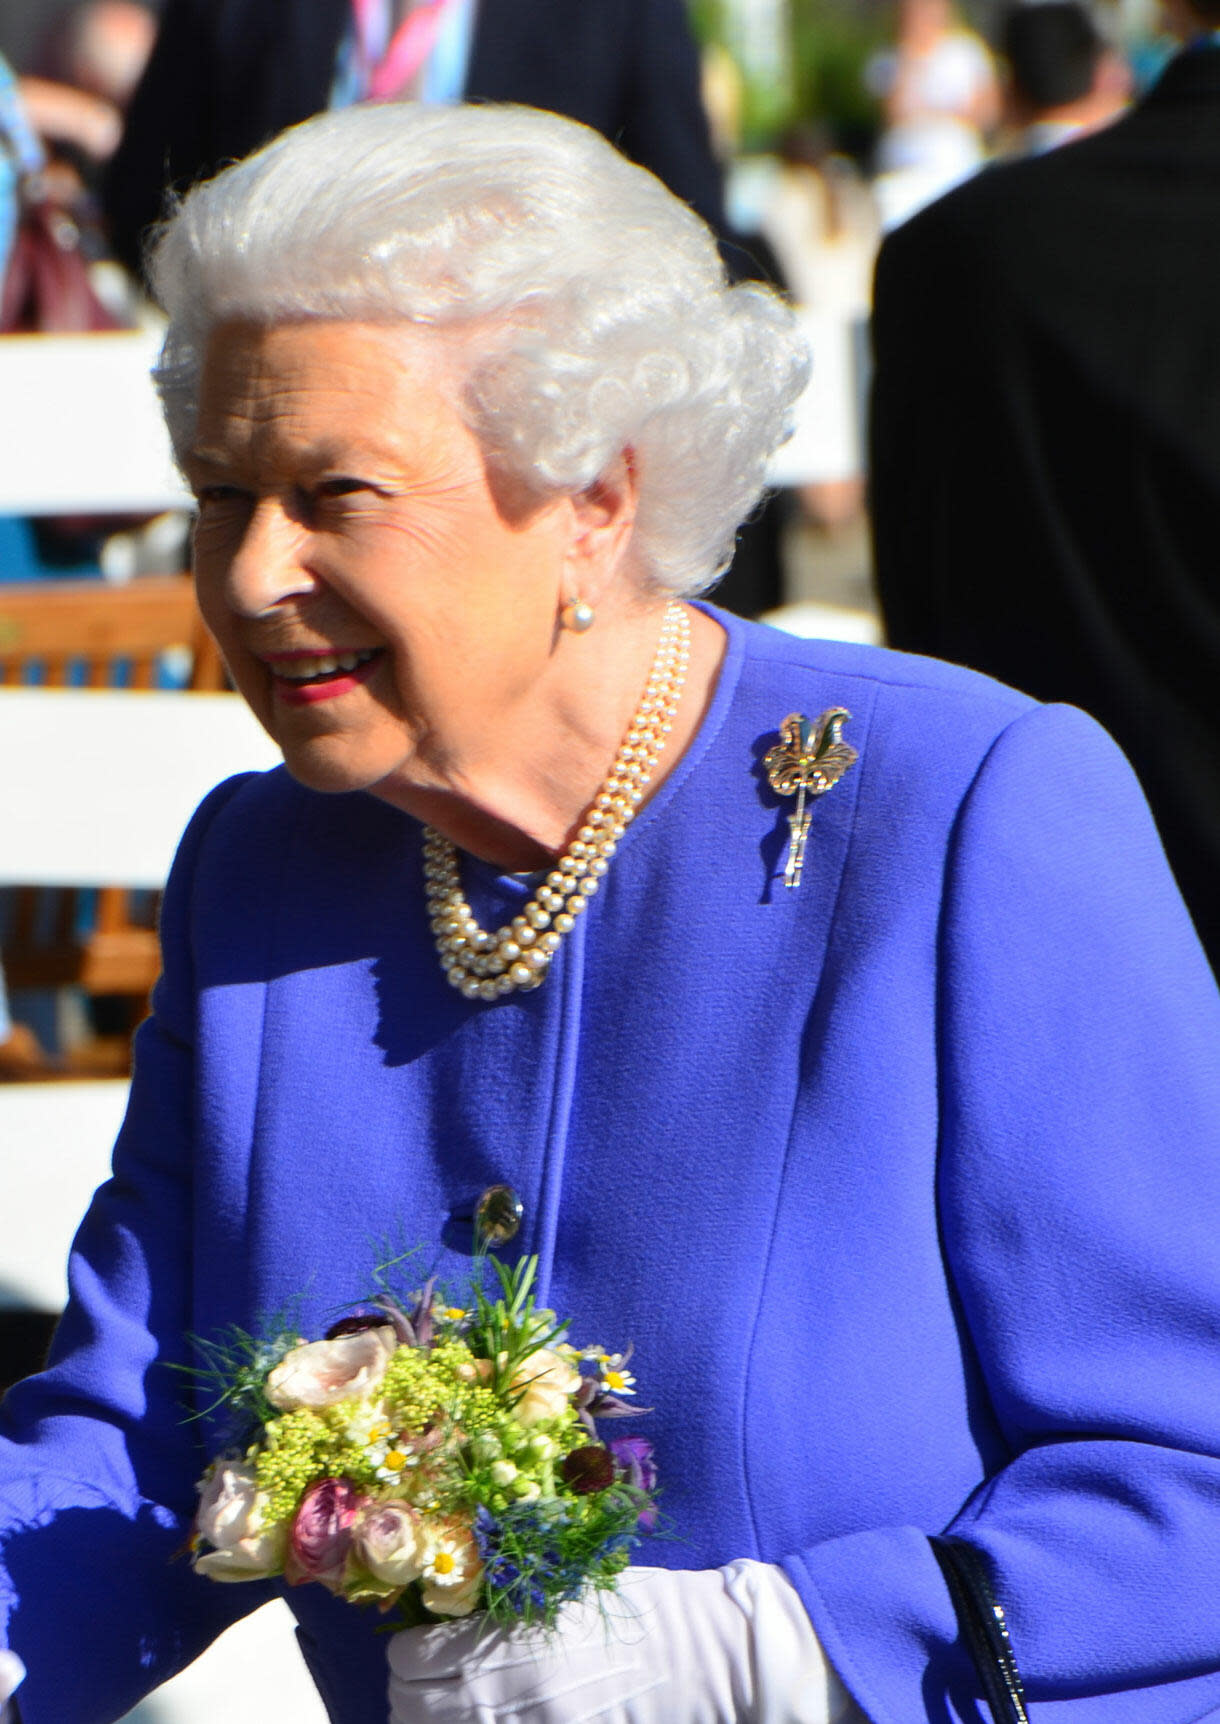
[929,1535,1030,1724]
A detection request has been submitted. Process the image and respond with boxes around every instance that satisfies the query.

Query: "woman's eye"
[195,484,249,508]
[316,477,371,500]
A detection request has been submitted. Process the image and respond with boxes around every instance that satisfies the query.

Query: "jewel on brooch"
[763,708,858,889]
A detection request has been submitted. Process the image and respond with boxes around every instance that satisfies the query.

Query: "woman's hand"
[387,1560,858,1724]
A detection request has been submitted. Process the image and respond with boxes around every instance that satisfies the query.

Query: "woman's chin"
[275,736,410,798]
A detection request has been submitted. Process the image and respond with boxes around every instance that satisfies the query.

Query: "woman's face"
[187,319,587,807]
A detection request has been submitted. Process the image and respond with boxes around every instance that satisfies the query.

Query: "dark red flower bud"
[561,1445,615,1495]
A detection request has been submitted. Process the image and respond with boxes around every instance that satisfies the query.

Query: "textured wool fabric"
[2,608,1220,1722]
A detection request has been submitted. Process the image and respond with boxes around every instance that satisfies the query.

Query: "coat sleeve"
[0,775,270,1724]
[785,702,1220,1722]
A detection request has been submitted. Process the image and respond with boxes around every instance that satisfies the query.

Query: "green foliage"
[685,0,886,153]
[789,0,887,150]
[171,1312,303,1436]
[470,1254,570,1396]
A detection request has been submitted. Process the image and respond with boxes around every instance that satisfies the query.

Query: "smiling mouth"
[265,647,383,687]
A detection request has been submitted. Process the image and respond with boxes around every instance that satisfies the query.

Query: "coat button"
[474,1184,523,1248]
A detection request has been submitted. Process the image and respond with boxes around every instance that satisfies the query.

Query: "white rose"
[265,1326,397,1411]
[511,1348,581,1424]
[354,1502,426,1587]
[194,1462,285,1582]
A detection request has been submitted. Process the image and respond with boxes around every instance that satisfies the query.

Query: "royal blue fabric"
[3,609,1220,1722]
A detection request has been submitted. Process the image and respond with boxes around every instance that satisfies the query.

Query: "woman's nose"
[223,498,321,617]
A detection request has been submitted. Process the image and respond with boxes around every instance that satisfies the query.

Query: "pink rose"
[265,1326,397,1411]
[354,1501,426,1587]
[285,1477,366,1592]
[193,1462,286,1582]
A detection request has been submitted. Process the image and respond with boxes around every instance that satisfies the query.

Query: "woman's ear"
[562,450,639,607]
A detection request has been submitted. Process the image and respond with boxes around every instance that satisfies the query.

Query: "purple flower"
[609,1436,658,1531]
[286,1477,365,1592]
[608,1436,656,1492]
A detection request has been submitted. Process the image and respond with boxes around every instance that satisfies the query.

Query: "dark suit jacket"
[104,0,724,272]
[870,45,1220,972]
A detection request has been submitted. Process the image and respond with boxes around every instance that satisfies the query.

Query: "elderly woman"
[3,100,1220,1724]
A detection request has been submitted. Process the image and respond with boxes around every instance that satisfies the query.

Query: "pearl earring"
[561,597,596,632]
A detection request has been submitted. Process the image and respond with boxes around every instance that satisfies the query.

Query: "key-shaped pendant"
[763,708,858,890]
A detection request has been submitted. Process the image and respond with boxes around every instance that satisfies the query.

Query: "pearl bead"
[579,877,599,896]
[567,894,587,915]
[554,912,575,934]
[539,932,561,953]
[509,961,534,987]
[500,940,521,963]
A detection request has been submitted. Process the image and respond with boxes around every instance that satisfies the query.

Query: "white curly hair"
[149,102,810,596]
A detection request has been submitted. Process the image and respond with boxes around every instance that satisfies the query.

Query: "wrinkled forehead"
[187,318,476,478]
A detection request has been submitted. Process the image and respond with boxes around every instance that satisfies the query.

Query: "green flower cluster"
[255,1407,347,1524]
[457,1411,585,1519]
[382,1339,496,1433]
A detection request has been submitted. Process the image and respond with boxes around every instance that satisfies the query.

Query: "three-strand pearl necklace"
[422,600,691,1000]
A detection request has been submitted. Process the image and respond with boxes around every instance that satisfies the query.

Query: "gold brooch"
[764,708,858,889]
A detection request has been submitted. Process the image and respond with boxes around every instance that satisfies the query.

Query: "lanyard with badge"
[349,0,463,101]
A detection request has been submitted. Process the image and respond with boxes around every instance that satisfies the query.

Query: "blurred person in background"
[104,0,726,279]
[866,0,999,226]
[998,0,1130,154]
[0,49,43,281]
[20,1,157,187]
[870,0,1220,976]
[756,124,879,322]
[749,124,879,537]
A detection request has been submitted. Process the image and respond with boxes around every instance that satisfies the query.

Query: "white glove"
[387,1560,859,1724]
[0,1651,25,1724]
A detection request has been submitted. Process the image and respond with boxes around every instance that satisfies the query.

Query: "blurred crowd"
[0,0,1162,569]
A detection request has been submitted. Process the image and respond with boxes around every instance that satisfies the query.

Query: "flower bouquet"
[186,1255,658,1627]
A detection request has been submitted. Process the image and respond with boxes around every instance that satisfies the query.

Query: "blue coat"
[4,610,1220,1723]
